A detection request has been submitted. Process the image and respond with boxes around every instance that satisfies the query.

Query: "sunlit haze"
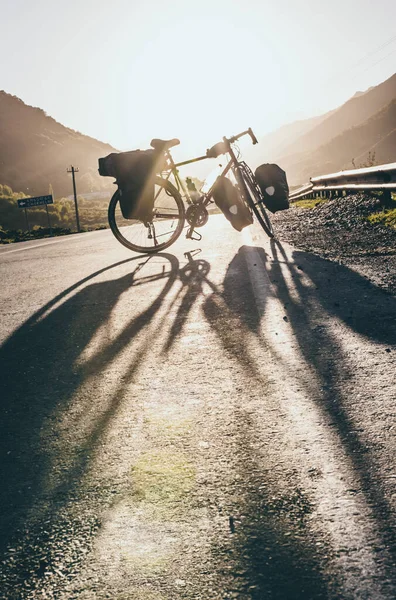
[1,0,395,161]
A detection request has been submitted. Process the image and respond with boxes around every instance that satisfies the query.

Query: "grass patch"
[0,225,109,244]
[367,206,396,229]
[293,198,327,209]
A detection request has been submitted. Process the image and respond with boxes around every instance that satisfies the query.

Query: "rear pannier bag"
[98,149,163,220]
[254,163,290,213]
[212,176,253,232]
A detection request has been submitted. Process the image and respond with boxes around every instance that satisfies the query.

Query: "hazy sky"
[1,0,395,158]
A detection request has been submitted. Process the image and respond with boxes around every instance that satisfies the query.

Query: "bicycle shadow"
[161,254,212,353]
[268,239,396,559]
[2,243,394,596]
[199,247,329,597]
[201,242,396,596]
[161,248,261,362]
[270,238,396,344]
[150,248,331,597]
[0,253,179,586]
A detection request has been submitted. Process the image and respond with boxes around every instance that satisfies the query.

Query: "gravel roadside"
[271,194,396,294]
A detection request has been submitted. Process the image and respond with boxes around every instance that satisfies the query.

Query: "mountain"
[0,92,118,198]
[247,110,336,168]
[281,99,396,183]
[1,72,395,195]
[248,73,396,185]
[279,73,396,161]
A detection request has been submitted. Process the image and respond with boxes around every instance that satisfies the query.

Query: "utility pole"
[67,165,81,232]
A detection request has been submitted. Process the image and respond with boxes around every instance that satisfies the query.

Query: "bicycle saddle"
[150,138,180,151]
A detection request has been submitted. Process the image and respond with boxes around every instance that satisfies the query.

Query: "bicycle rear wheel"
[237,163,275,238]
[108,177,185,253]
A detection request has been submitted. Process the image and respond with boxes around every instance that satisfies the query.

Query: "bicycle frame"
[107,127,273,254]
[160,136,244,209]
[159,150,208,204]
[155,127,272,240]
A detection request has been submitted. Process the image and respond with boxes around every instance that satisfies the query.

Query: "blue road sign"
[18,195,53,209]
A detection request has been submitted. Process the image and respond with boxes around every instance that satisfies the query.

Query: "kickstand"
[187,227,202,241]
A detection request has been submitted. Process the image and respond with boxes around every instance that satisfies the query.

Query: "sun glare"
[1,0,395,158]
[119,15,290,156]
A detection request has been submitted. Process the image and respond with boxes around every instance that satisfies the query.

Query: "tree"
[2,185,12,197]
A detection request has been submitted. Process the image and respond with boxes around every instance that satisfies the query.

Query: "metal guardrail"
[289,162,396,202]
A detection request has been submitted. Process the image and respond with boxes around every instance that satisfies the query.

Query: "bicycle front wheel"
[108,177,185,253]
[237,164,275,238]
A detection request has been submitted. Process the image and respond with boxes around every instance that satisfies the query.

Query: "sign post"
[18,195,54,235]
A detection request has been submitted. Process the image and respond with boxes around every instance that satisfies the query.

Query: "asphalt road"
[0,217,395,599]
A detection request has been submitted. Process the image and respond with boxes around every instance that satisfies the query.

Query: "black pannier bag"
[254,163,290,213]
[98,149,163,220]
[212,176,253,232]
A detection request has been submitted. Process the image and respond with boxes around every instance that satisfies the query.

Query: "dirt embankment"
[272,194,396,294]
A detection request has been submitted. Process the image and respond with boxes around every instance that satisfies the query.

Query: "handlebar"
[229,127,258,145]
[206,127,258,158]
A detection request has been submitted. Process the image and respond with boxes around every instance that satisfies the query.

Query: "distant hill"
[0,92,118,198]
[282,99,396,183]
[247,73,396,185]
[355,127,396,166]
[1,73,395,194]
[279,73,396,160]
[246,110,335,168]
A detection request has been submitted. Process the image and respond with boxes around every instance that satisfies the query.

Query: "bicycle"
[108,128,274,254]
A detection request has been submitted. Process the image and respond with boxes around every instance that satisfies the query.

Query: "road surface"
[0,217,395,599]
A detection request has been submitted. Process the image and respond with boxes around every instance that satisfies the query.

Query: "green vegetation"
[0,226,72,244]
[367,204,396,229]
[365,192,396,229]
[293,198,327,209]
[367,208,396,228]
[0,184,110,243]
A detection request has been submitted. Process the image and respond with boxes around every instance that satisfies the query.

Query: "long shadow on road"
[269,240,396,576]
[1,244,395,597]
[202,243,395,598]
[202,247,329,598]
[126,245,395,598]
[159,249,332,597]
[0,253,179,593]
